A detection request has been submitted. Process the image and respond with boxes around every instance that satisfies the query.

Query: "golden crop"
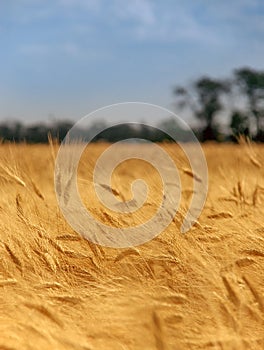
[0,142,263,349]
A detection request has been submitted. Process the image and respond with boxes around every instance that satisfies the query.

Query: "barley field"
[0,142,263,350]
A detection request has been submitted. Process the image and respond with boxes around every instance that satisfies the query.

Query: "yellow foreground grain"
[0,143,263,350]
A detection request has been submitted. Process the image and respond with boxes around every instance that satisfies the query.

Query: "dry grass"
[0,142,263,349]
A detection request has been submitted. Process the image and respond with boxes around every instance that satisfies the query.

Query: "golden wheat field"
[0,142,263,350]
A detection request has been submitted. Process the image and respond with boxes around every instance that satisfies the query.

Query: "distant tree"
[12,122,24,142]
[157,117,194,142]
[0,124,12,141]
[230,110,249,140]
[234,67,264,140]
[95,123,135,142]
[51,121,73,142]
[25,124,49,143]
[174,77,230,141]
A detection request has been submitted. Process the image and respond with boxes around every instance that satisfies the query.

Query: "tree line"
[0,120,191,144]
[0,66,263,143]
[174,66,264,142]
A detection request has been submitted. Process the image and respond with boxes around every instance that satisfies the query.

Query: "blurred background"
[0,0,264,142]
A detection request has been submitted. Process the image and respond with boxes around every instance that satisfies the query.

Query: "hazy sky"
[1,0,264,123]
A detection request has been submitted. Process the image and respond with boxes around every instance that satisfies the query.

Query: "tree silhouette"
[230,110,249,140]
[234,67,264,140]
[174,77,229,141]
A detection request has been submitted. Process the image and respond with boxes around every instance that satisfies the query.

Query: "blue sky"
[0,0,264,123]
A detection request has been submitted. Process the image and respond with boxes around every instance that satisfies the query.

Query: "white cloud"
[18,43,80,57]
[111,0,264,47]
[18,43,51,55]
[111,2,218,45]
[6,0,264,54]
[57,0,101,12]
[7,0,264,47]
[113,0,156,25]
[61,42,81,56]
[18,42,114,62]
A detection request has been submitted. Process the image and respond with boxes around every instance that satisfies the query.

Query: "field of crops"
[0,142,263,350]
